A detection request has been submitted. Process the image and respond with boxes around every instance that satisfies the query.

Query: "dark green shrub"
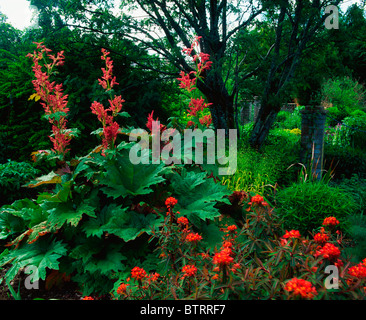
[321,76,366,123]
[324,143,366,179]
[334,174,366,215]
[0,160,40,206]
[341,114,366,150]
[345,214,366,263]
[275,180,358,234]
[334,175,366,261]
[274,110,291,127]
[274,107,303,130]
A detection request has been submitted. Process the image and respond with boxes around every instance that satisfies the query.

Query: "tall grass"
[222,125,301,197]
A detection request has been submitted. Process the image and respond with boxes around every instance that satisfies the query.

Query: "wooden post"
[300,105,327,180]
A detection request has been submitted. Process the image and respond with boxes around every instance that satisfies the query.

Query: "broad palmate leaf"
[82,203,162,242]
[100,150,165,199]
[0,238,67,283]
[170,169,231,226]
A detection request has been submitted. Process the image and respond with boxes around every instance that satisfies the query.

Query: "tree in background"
[29,0,268,134]
[0,14,48,163]
[247,0,343,149]
[1,0,365,162]
[0,1,174,162]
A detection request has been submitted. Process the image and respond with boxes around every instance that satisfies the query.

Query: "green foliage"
[335,175,366,262]
[275,180,357,234]
[0,38,233,296]
[334,174,366,216]
[2,3,366,300]
[341,114,366,150]
[324,142,366,179]
[324,123,349,148]
[225,123,301,195]
[99,149,166,199]
[0,161,40,206]
[321,76,366,124]
[345,214,366,263]
[112,196,366,300]
[1,238,68,283]
[222,142,280,195]
[169,169,231,226]
[274,107,303,130]
[0,141,231,296]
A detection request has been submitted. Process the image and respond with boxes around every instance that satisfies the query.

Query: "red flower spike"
[27,43,71,158]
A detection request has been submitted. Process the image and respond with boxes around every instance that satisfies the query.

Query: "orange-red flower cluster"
[116,283,129,295]
[282,230,301,239]
[148,272,160,283]
[177,216,189,226]
[165,197,178,208]
[314,242,341,261]
[322,216,340,227]
[284,278,317,299]
[313,228,330,244]
[131,266,147,281]
[348,258,366,279]
[247,194,268,211]
[212,247,234,267]
[186,232,203,243]
[181,264,198,279]
[226,225,238,233]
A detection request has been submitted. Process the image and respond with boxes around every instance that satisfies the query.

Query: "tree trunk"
[249,99,281,149]
[197,71,235,135]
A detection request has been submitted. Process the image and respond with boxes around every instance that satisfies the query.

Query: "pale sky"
[0,0,36,30]
[0,0,363,31]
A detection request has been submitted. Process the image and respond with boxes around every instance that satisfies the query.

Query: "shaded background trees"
[0,0,365,161]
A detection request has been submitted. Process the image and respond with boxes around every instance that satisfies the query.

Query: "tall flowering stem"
[177,36,213,128]
[27,42,71,160]
[91,48,124,155]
